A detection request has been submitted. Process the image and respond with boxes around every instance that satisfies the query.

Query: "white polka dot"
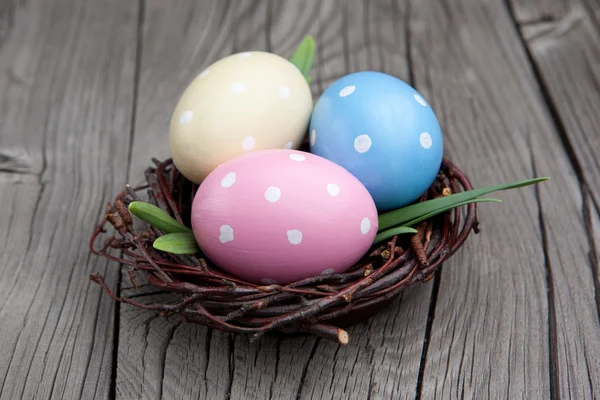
[287,229,303,245]
[327,183,340,196]
[354,134,372,153]
[221,172,236,188]
[414,93,428,107]
[289,153,305,162]
[310,129,316,146]
[179,111,193,125]
[231,82,245,93]
[242,136,255,151]
[420,132,432,149]
[279,86,291,99]
[284,141,293,149]
[219,225,234,243]
[199,69,209,78]
[261,278,278,285]
[264,186,281,202]
[238,52,252,57]
[321,268,335,275]
[361,218,371,235]
[339,85,356,97]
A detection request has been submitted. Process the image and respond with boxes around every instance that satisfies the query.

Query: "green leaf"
[153,232,200,255]
[128,201,191,234]
[289,35,315,83]
[402,198,502,227]
[373,226,418,245]
[378,177,549,232]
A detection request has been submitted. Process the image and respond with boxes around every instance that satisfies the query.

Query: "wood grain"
[510,1,600,209]
[0,0,137,399]
[409,0,600,398]
[296,1,433,400]
[509,0,600,397]
[116,2,237,399]
[2,0,598,398]
[117,1,433,399]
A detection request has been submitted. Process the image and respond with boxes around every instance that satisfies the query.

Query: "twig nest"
[89,158,479,345]
[169,51,313,184]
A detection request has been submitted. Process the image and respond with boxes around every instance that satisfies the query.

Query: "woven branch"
[89,158,479,345]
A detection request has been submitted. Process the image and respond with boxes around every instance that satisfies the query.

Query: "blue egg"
[309,71,444,211]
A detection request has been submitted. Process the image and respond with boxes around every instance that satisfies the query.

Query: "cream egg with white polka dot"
[169,51,313,184]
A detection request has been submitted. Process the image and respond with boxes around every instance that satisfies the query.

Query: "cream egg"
[169,51,313,184]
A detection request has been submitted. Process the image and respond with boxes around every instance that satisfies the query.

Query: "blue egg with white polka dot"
[309,71,444,211]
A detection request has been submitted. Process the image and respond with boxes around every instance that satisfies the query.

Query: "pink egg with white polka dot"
[190,149,378,285]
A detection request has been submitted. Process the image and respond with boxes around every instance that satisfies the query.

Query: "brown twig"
[411,222,428,266]
[87,158,478,344]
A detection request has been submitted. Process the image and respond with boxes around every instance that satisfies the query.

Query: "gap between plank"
[528,137,560,400]
[399,1,440,397]
[158,321,182,399]
[295,338,320,400]
[109,0,146,399]
[502,0,600,330]
[414,269,441,400]
[225,334,235,400]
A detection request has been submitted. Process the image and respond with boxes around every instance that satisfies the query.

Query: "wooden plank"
[117,0,432,399]
[508,1,600,397]
[509,0,599,22]
[409,0,600,398]
[116,2,237,399]
[296,1,433,400]
[128,0,234,179]
[0,0,137,399]
[509,2,600,208]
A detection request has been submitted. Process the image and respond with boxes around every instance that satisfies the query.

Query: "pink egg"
[190,149,378,284]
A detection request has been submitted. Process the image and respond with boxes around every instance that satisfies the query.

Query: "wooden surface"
[1,0,599,399]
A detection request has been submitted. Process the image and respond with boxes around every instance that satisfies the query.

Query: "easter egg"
[309,71,443,211]
[190,149,378,284]
[169,51,313,184]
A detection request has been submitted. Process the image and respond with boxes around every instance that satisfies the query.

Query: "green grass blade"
[153,232,200,255]
[289,35,315,83]
[128,201,191,234]
[378,177,549,232]
[403,198,502,227]
[373,226,418,245]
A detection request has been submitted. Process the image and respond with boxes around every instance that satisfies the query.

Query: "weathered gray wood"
[511,0,600,207]
[117,1,433,399]
[410,0,600,398]
[509,1,600,397]
[0,0,137,399]
[3,0,596,398]
[296,2,433,400]
[116,2,237,399]
[508,0,599,23]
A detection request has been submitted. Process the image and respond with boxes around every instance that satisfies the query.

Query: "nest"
[89,157,479,345]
